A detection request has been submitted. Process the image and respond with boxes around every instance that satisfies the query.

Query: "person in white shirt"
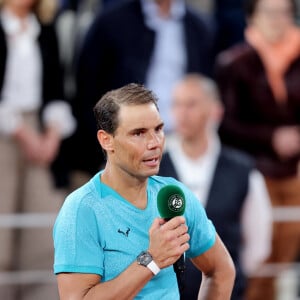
[0,0,76,299]
[159,73,273,300]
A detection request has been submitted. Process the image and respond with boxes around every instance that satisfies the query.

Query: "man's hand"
[13,124,61,166]
[148,216,190,269]
[272,126,300,159]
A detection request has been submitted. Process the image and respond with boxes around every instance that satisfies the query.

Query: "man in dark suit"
[67,0,216,187]
[158,73,272,300]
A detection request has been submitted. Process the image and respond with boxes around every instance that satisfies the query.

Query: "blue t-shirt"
[53,172,216,299]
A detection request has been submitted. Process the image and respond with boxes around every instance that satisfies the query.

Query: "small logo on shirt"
[118,227,130,237]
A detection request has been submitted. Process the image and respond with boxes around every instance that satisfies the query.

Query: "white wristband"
[147,260,161,275]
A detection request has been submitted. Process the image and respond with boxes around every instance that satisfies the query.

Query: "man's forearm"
[198,270,235,300]
[85,263,153,300]
[192,234,236,300]
[58,261,155,300]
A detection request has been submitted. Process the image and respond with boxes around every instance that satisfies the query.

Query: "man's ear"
[210,101,224,124]
[97,130,114,152]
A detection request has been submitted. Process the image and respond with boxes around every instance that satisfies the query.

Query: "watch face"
[137,251,153,266]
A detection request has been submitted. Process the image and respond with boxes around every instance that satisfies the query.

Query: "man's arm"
[56,262,154,300]
[241,170,272,276]
[56,216,189,299]
[191,234,236,300]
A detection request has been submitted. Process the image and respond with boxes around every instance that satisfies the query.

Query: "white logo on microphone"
[168,194,184,213]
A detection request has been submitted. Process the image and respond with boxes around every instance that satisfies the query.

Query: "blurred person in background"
[215,0,300,299]
[173,0,248,55]
[214,0,247,53]
[159,73,272,300]
[66,0,216,189]
[0,0,76,299]
[55,0,101,109]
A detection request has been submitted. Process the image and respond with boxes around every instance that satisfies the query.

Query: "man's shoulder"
[185,5,216,33]
[62,180,97,210]
[93,0,141,24]
[86,0,145,40]
[215,42,255,69]
[220,146,255,170]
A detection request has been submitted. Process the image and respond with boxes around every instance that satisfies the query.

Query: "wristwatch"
[137,250,160,275]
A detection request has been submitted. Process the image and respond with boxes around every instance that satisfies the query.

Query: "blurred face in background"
[2,0,37,8]
[250,0,295,42]
[1,0,38,15]
[171,78,221,141]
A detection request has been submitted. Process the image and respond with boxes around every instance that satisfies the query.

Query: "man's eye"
[134,131,144,136]
[156,125,164,133]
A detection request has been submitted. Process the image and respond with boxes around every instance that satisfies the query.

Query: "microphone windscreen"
[157,185,185,219]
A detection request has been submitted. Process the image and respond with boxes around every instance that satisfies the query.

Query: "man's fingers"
[160,216,186,230]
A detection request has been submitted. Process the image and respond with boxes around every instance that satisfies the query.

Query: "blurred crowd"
[0,0,300,299]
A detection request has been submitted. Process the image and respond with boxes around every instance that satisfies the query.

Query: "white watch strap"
[147,260,160,275]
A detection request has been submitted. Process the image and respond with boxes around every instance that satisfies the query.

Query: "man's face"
[8,0,37,10]
[172,81,212,140]
[110,103,165,179]
[251,0,294,42]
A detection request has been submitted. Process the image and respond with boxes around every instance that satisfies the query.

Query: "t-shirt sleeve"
[53,195,104,276]
[183,186,216,258]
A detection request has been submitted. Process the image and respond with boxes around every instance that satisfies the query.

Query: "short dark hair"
[244,0,297,18]
[93,83,159,135]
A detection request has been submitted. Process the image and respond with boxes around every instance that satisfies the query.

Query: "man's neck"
[180,134,209,160]
[101,166,148,209]
[4,4,30,19]
[155,0,172,18]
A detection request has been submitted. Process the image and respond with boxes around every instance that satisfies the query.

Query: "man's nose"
[147,132,161,149]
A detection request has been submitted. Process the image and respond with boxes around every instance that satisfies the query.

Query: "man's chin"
[144,166,160,177]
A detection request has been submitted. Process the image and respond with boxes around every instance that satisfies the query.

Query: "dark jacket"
[0,19,64,116]
[159,146,254,300]
[71,0,216,174]
[0,18,68,187]
[215,42,300,178]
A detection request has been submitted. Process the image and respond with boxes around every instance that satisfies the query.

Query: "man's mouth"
[143,156,160,166]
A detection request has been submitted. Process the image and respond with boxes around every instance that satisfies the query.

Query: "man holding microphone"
[53,83,235,299]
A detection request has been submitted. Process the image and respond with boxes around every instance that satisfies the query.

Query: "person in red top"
[215,0,300,299]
